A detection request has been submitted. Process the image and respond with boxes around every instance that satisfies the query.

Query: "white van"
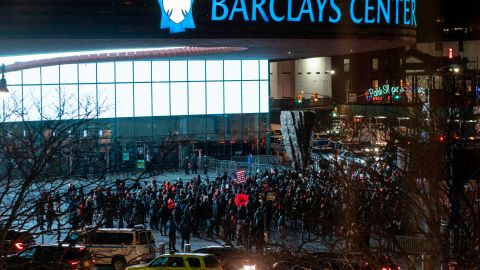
[66,227,156,270]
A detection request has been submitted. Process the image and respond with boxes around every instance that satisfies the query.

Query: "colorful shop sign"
[366,84,427,101]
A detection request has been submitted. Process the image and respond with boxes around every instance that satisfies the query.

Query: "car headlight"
[241,265,256,270]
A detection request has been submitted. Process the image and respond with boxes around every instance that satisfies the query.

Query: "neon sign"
[212,0,416,25]
[366,84,427,100]
[159,0,418,33]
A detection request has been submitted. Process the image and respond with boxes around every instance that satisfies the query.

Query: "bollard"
[183,243,191,253]
[158,243,165,255]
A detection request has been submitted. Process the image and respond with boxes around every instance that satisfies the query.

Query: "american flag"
[235,170,246,184]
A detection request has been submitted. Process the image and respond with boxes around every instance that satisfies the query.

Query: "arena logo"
[158,0,196,33]
[158,0,416,33]
[212,0,416,26]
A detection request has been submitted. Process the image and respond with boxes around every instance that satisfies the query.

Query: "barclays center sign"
[157,0,417,33]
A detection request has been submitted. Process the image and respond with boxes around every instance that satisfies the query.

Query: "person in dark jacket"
[179,216,192,251]
[167,216,178,251]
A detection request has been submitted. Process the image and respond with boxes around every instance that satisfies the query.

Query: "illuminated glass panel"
[116,83,133,118]
[152,61,169,82]
[6,71,22,85]
[79,63,96,83]
[206,82,223,115]
[170,61,187,82]
[42,66,59,85]
[23,68,41,85]
[206,60,223,81]
[116,61,133,83]
[79,84,97,117]
[134,61,151,82]
[61,85,79,119]
[224,81,241,114]
[42,85,60,119]
[242,60,259,80]
[3,86,23,122]
[152,83,170,116]
[260,60,269,80]
[260,81,269,113]
[224,61,241,81]
[188,82,206,115]
[170,82,188,115]
[23,86,42,121]
[60,64,78,84]
[188,61,205,81]
[134,83,152,117]
[97,84,115,119]
[97,62,115,83]
[242,81,259,113]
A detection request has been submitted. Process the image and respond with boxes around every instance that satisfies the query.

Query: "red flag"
[235,170,246,184]
[234,194,249,207]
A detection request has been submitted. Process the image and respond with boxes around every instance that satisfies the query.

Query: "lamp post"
[0,64,9,100]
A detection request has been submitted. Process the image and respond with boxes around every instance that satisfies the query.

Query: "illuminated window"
[188,82,206,115]
[242,81,259,113]
[188,61,205,81]
[260,81,269,113]
[259,60,269,80]
[170,82,188,115]
[372,58,379,72]
[224,81,241,114]
[79,84,97,117]
[79,63,96,83]
[242,60,259,80]
[97,62,115,83]
[23,68,41,85]
[116,83,133,118]
[344,59,350,72]
[152,61,170,82]
[97,84,115,119]
[224,60,241,81]
[42,66,59,85]
[134,61,151,82]
[61,85,79,119]
[152,83,170,116]
[60,64,78,84]
[206,60,223,81]
[170,61,187,82]
[5,71,22,85]
[116,61,133,83]
[134,83,152,117]
[206,82,224,114]
[22,86,41,121]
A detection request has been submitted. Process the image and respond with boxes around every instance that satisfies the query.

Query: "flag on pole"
[235,170,246,184]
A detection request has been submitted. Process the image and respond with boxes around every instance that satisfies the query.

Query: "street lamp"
[0,63,9,100]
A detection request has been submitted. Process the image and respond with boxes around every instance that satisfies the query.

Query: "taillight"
[14,242,24,251]
[382,267,391,270]
[69,260,80,266]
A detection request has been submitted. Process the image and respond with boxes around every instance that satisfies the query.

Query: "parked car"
[193,246,260,270]
[64,227,156,270]
[126,253,222,270]
[4,244,95,270]
[1,229,36,255]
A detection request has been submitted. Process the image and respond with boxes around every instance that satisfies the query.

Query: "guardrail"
[206,158,290,175]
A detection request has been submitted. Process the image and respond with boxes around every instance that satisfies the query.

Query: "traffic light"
[296,94,303,104]
[331,101,338,117]
[393,94,401,101]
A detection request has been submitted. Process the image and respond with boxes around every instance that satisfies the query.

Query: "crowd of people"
[35,156,401,252]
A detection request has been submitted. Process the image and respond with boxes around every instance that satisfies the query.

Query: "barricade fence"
[205,157,290,176]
